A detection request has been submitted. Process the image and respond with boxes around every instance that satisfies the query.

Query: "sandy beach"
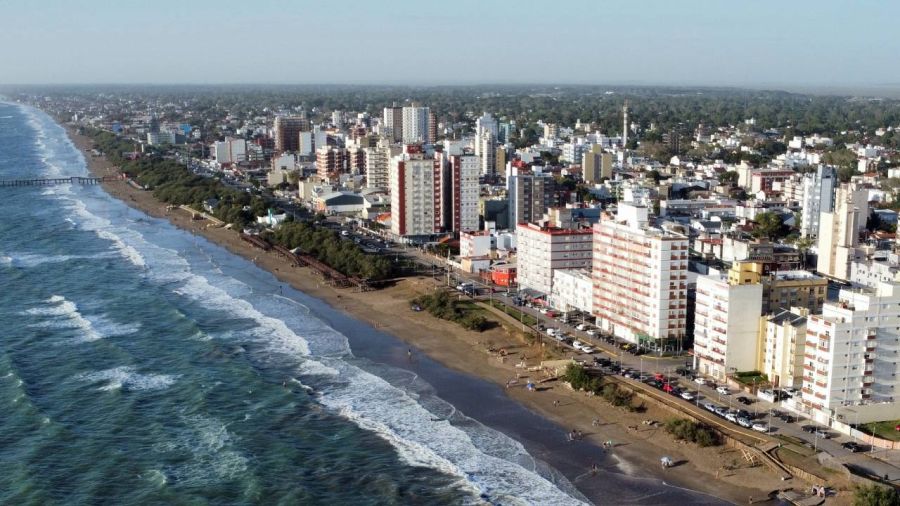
[67,128,809,505]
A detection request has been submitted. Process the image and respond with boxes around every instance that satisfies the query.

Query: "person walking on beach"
[407,348,412,360]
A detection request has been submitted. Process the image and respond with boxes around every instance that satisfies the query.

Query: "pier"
[0,176,116,187]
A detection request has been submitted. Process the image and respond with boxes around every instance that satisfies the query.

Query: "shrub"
[853,484,900,506]
[664,419,721,447]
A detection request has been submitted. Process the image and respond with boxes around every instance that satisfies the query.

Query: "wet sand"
[67,127,795,505]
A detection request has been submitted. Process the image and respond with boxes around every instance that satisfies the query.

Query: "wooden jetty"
[0,176,116,187]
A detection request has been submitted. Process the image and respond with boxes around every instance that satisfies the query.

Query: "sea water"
[0,102,726,505]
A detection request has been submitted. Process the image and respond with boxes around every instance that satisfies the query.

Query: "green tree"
[718,171,739,185]
[752,211,785,239]
[853,484,900,506]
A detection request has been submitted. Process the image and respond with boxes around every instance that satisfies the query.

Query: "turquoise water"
[0,103,589,505]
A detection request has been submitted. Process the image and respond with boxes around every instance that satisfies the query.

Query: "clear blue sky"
[1,0,897,88]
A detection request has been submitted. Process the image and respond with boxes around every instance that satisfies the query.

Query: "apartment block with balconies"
[692,270,763,381]
[800,282,900,424]
[592,203,689,353]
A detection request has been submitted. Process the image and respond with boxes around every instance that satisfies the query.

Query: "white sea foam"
[75,366,179,392]
[1,251,116,269]
[24,295,138,342]
[154,415,248,487]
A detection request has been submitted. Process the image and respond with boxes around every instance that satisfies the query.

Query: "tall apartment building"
[212,137,247,165]
[592,204,689,352]
[439,153,480,233]
[516,223,593,297]
[799,165,836,238]
[692,269,764,380]
[508,173,556,231]
[474,112,498,156]
[363,140,394,190]
[402,106,430,144]
[390,145,440,237]
[316,146,349,182]
[801,282,900,424]
[816,183,868,282]
[761,308,808,389]
[479,133,496,176]
[382,106,403,142]
[582,146,613,184]
[273,116,309,154]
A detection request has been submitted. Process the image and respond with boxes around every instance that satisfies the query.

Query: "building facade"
[273,116,308,154]
[800,282,900,424]
[692,270,764,380]
[799,165,836,238]
[516,223,593,297]
[592,204,689,352]
[550,268,593,313]
[389,146,440,238]
[402,106,430,144]
[761,308,808,389]
[816,183,868,282]
[508,173,556,231]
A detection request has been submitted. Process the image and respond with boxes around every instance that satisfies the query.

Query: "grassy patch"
[412,290,494,332]
[485,300,538,326]
[859,420,900,442]
[733,371,767,386]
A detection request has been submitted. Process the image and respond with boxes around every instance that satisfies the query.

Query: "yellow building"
[729,261,827,315]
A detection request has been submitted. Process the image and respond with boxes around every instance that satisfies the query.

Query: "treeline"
[88,129,265,227]
[268,221,393,281]
[562,364,639,411]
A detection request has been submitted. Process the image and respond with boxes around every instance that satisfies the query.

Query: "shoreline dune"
[67,127,795,505]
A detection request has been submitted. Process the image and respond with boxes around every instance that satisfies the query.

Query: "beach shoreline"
[64,126,795,505]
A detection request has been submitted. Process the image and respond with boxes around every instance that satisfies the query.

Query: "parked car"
[580,345,596,354]
[801,425,817,434]
[585,329,597,336]
[572,340,586,351]
[725,412,738,423]
[779,414,797,424]
[680,391,696,401]
[576,323,588,331]
[752,422,769,433]
[782,387,800,397]
[737,417,753,428]
[662,383,675,393]
[716,386,730,395]
[737,396,753,405]
[714,406,729,417]
[693,377,708,386]
[702,402,717,413]
[812,429,831,439]
[842,442,864,453]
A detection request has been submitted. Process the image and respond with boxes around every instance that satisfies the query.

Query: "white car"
[585,329,597,336]
[576,323,588,331]
[725,412,738,423]
[752,422,769,433]
[693,377,708,386]
[716,386,730,395]
[782,387,799,397]
[571,340,586,351]
[546,328,558,336]
[580,346,596,354]
[680,391,696,401]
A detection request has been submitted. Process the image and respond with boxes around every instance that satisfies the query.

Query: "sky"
[1,0,898,89]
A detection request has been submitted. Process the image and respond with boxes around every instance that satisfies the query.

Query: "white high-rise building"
[474,112,498,156]
[516,223,593,297]
[212,137,247,165]
[800,282,900,424]
[402,106,430,144]
[592,203,689,352]
[816,183,868,282]
[382,106,403,142]
[692,270,764,381]
[390,145,439,237]
[363,140,393,190]
[800,165,836,238]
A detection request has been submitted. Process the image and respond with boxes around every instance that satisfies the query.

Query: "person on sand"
[407,348,412,360]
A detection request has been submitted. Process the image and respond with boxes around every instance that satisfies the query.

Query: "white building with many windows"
[800,282,900,424]
[592,203,689,352]
[516,223,593,297]
[550,268,593,313]
[692,269,763,380]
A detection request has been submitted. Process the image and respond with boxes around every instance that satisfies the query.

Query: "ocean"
[0,102,724,505]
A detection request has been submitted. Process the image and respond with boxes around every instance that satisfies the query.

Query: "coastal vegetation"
[561,364,639,411]
[411,290,490,332]
[853,483,900,506]
[664,419,722,447]
[268,221,393,280]
[87,129,265,227]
